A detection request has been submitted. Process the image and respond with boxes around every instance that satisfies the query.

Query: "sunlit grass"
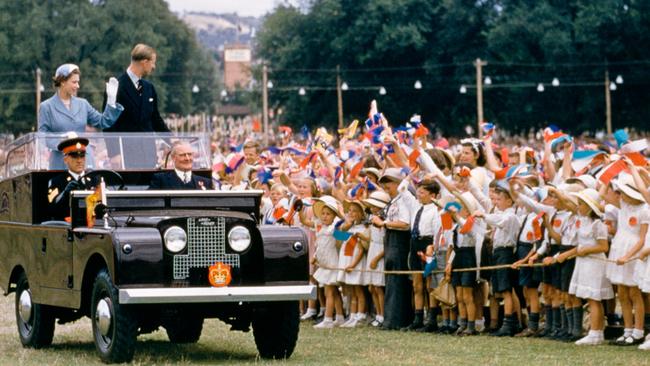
[0,294,648,365]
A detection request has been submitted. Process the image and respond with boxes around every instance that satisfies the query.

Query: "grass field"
[1,294,649,365]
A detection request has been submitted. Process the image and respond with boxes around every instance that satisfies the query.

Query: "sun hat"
[363,190,391,209]
[612,173,644,202]
[313,195,343,219]
[566,174,597,190]
[572,188,603,217]
[343,199,366,219]
[378,167,405,183]
[459,191,479,214]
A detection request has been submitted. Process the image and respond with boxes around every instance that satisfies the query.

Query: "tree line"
[256,0,650,135]
[0,0,220,134]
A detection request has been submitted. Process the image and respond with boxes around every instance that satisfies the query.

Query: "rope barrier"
[314,255,642,276]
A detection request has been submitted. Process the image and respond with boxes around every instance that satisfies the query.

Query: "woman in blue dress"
[38,63,123,169]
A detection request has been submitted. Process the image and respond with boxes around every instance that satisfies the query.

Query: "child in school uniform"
[557,188,614,345]
[400,179,442,331]
[531,183,583,340]
[510,184,544,337]
[337,199,370,328]
[605,174,649,345]
[474,181,520,336]
[363,191,390,327]
[445,191,486,336]
[301,195,346,329]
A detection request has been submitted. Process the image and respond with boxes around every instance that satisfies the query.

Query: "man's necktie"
[184,172,190,184]
[137,79,143,96]
[412,206,424,239]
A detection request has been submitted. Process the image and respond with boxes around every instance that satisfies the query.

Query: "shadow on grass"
[48,339,258,362]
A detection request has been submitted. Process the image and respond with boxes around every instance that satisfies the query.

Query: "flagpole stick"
[100,177,108,229]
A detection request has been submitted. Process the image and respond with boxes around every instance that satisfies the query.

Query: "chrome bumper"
[118,285,317,304]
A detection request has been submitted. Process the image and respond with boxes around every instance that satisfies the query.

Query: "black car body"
[0,132,315,363]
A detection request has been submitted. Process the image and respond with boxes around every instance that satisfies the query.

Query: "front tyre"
[15,272,55,348]
[91,268,137,363]
[252,301,299,359]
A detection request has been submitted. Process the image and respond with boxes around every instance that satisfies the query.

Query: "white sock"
[317,308,325,316]
[322,316,333,322]
[633,329,645,339]
[336,314,345,322]
[624,328,633,337]
[376,315,384,322]
[356,312,367,320]
[476,318,485,327]
[305,308,316,315]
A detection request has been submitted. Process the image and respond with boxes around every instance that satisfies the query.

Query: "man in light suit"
[105,44,170,168]
[149,142,213,190]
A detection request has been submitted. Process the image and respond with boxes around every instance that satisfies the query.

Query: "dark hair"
[417,179,440,195]
[52,68,80,88]
[427,149,449,171]
[364,154,381,169]
[461,142,486,167]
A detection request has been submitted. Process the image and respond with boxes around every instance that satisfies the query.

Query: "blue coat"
[38,94,124,169]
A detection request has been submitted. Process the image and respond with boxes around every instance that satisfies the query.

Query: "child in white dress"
[557,188,614,345]
[337,200,370,328]
[363,191,390,327]
[300,195,346,329]
[604,174,649,345]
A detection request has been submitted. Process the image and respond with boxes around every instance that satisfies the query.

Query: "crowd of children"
[211,104,650,348]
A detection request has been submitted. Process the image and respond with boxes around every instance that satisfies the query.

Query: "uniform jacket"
[47,172,97,221]
[148,171,213,190]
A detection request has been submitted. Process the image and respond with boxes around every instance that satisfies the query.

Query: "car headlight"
[164,226,187,253]
[228,226,251,252]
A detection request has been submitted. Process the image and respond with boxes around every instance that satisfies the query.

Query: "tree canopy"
[256,0,650,135]
[0,0,220,133]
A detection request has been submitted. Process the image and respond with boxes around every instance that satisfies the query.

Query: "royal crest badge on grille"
[208,262,232,287]
[173,217,240,280]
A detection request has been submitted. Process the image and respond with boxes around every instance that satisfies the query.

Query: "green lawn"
[0,294,648,365]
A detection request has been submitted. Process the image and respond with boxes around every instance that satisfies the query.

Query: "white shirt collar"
[68,170,84,180]
[126,68,140,88]
[175,168,191,182]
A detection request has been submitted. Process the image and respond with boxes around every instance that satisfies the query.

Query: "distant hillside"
[178,12,260,60]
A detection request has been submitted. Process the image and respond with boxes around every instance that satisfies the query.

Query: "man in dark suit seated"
[47,135,97,221]
[149,142,213,190]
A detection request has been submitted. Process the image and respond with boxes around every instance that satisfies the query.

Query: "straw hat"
[313,195,343,219]
[572,188,603,217]
[363,190,391,209]
[343,199,366,219]
[566,174,597,190]
[362,167,381,180]
[613,174,644,202]
[432,148,456,168]
[459,191,479,214]
[378,167,404,183]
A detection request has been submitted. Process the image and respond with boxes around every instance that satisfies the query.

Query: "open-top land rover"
[0,132,315,363]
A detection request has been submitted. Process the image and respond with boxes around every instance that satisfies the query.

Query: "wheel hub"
[18,289,32,323]
[95,298,112,336]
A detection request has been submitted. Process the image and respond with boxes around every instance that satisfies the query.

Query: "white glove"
[106,77,119,107]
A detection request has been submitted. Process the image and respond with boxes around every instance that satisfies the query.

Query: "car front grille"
[172,217,240,280]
